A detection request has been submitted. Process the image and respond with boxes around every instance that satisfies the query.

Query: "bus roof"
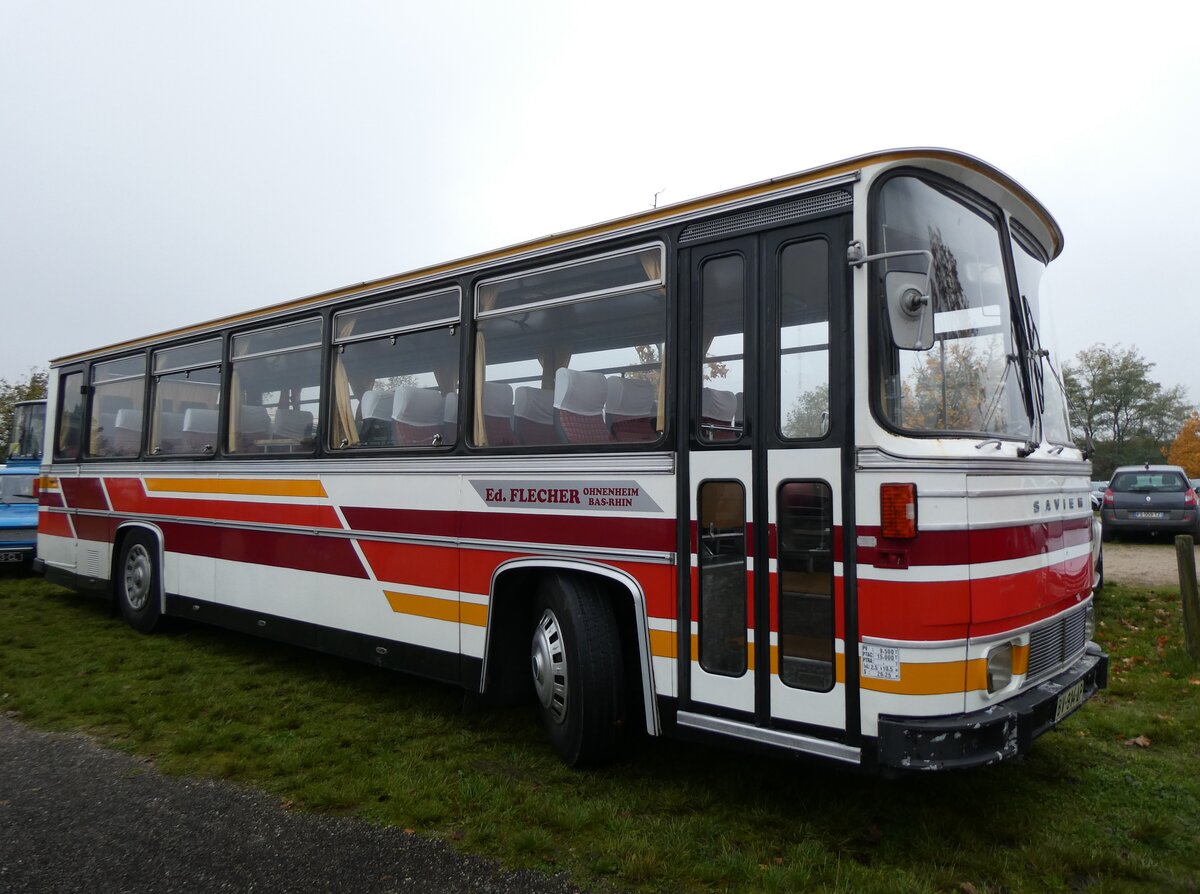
[51,148,1061,368]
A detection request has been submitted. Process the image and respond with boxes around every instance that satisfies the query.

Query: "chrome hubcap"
[123,544,152,611]
[531,608,568,724]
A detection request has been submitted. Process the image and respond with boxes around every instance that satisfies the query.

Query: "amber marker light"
[880,483,918,539]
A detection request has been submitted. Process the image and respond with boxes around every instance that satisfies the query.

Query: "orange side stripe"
[649,629,676,659]
[383,591,487,627]
[144,478,327,498]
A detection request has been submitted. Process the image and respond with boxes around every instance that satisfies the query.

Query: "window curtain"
[332,315,359,447]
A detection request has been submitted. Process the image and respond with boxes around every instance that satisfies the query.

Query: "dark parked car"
[1100,464,1200,541]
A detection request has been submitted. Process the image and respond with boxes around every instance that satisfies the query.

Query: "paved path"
[0,713,584,894]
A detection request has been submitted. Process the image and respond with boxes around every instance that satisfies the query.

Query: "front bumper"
[877,644,1108,771]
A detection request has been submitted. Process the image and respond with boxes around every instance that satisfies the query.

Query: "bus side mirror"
[885,270,933,351]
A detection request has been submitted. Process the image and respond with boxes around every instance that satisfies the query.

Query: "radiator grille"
[1027,604,1088,681]
[679,190,851,243]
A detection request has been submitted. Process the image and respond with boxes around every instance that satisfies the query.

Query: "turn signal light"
[881,483,917,539]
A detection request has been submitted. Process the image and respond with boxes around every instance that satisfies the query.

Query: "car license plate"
[1054,679,1086,723]
[1132,511,1167,519]
[0,551,23,563]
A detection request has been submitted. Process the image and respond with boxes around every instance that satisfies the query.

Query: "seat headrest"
[114,408,143,430]
[361,389,395,421]
[605,377,656,417]
[182,408,218,433]
[702,387,737,421]
[443,392,458,424]
[239,405,271,431]
[391,386,444,427]
[554,369,607,416]
[273,408,313,436]
[514,387,554,424]
[482,382,514,418]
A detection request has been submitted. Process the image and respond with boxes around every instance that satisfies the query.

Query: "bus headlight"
[986,644,1013,694]
[1084,604,1096,643]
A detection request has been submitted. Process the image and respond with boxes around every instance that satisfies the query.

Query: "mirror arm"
[847,242,932,270]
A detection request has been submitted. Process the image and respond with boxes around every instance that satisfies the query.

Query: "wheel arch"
[481,557,661,736]
[112,521,167,616]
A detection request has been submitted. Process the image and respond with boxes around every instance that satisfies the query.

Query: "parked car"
[1100,464,1200,541]
[1089,480,1108,512]
[0,465,38,570]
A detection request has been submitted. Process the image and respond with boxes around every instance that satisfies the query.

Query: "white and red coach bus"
[36,149,1107,771]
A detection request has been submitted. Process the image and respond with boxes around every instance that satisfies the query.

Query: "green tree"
[783,383,829,438]
[0,368,48,450]
[1062,344,1191,478]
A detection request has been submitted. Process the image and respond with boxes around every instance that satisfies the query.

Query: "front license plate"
[1132,511,1166,519]
[0,551,23,563]
[1054,679,1087,723]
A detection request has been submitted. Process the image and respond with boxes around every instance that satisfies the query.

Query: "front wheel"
[530,575,624,767]
[117,531,163,634]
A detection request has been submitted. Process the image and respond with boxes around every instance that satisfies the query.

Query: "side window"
[228,319,322,455]
[150,339,222,455]
[473,245,666,448]
[776,481,835,691]
[778,239,830,439]
[88,355,147,458]
[54,371,85,461]
[698,255,744,443]
[697,480,747,676]
[329,288,461,450]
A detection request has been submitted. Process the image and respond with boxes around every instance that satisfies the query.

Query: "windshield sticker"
[470,479,662,513]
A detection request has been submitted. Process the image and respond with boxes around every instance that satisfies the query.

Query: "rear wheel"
[530,574,624,767]
[117,531,162,634]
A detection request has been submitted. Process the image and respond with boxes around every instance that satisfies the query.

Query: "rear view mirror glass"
[884,270,933,351]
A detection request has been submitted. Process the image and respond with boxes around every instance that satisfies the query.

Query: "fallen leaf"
[1124,735,1152,748]
[960,883,979,894]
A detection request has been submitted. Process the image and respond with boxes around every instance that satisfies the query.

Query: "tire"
[116,530,163,634]
[1101,522,1113,543]
[530,574,624,767]
[1094,547,1104,592]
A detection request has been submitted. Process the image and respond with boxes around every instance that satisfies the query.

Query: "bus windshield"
[875,176,1031,440]
[1011,226,1072,445]
[7,401,46,462]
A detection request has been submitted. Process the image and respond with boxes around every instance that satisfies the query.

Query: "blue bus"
[1,399,45,568]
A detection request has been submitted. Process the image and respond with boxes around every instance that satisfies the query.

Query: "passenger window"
[473,246,666,448]
[778,240,830,439]
[88,355,146,458]
[150,339,222,456]
[698,255,744,443]
[54,371,85,461]
[697,480,747,676]
[776,481,834,691]
[228,319,322,454]
[329,288,461,449]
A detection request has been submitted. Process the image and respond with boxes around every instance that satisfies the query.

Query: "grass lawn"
[1,572,1198,893]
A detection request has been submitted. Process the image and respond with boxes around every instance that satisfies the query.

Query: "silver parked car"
[1100,464,1200,541]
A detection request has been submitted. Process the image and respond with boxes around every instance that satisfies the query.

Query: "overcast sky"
[2,1,1197,404]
